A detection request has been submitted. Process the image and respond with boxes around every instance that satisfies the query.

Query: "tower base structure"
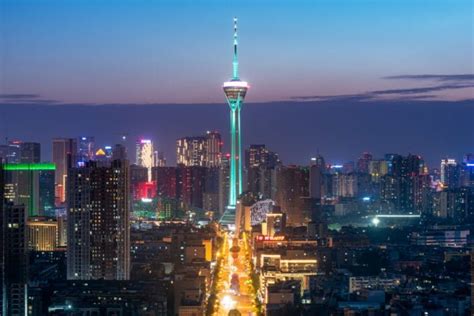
[220,205,237,231]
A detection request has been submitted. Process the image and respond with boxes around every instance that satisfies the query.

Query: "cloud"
[372,84,474,95]
[0,94,41,99]
[290,74,474,102]
[0,93,60,104]
[383,74,474,82]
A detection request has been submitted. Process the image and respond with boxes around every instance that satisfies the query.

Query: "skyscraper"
[136,139,154,181]
[440,158,461,189]
[27,217,58,251]
[176,131,222,167]
[2,204,28,315]
[67,159,130,280]
[78,136,95,163]
[275,165,310,226]
[19,142,41,163]
[0,140,21,163]
[0,140,40,164]
[357,152,373,174]
[176,136,206,167]
[4,163,56,217]
[205,131,223,167]
[310,155,326,199]
[220,18,249,228]
[52,138,77,205]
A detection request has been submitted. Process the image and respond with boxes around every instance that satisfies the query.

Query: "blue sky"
[1,0,473,104]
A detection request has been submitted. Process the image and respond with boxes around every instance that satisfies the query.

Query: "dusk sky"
[0,0,473,166]
[1,0,473,103]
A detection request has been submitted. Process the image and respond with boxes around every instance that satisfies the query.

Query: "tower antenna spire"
[233,17,239,80]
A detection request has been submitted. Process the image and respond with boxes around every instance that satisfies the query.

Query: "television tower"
[220,17,249,228]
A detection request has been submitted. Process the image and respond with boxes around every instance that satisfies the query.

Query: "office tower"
[247,167,278,200]
[246,145,280,199]
[154,151,166,167]
[153,166,178,199]
[275,165,310,226]
[245,144,280,170]
[310,155,325,199]
[3,204,28,316]
[219,154,230,216]
[203,167,220,215]
[176,136,206,167]
[220,18,249,228]
[78,136,95,162]
[130,164,149,201]
[152,166,181,219]
[0,145,8,163]
[52,138,77,205]
[27,217,58,251]
[136,139,154,181]
[441,158,461,189]
[357,152,373,173]
[178,165,206,210]
[246,144,267,169]
[4,163,56,217]
[205,131,222,167]
[112,143,128,161]
[67,160,130,280]
[104,145,113,159]
[19,142,41,163]
[461,154,474,187]
[0,140,21,163]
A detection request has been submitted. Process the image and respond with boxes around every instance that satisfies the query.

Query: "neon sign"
[256,235,285,241]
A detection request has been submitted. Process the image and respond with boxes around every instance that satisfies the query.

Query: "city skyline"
[1,1,474,314]
[0,99,472,168]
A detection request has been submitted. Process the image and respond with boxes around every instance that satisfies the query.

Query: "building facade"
[67,160,130,280]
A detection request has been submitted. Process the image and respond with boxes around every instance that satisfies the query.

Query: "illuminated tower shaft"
[221,18,249,226]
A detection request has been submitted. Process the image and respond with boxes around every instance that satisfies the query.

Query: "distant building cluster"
[0,136,473,314]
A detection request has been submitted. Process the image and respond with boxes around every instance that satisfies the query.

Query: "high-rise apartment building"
[67,160,130,280]
[275,165,310,226]
[176,137,206,167]
[2,204,28,315]
[381,154,430,213]
[52,138,77,205]
[176,131,222,168]
[357,152,373,174]
[205,131,223,167]
[310,155,326,199]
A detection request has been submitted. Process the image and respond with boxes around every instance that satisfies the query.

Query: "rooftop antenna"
[232,17,239,80]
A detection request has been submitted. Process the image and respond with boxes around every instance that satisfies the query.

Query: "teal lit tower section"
[220,17,249,228]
